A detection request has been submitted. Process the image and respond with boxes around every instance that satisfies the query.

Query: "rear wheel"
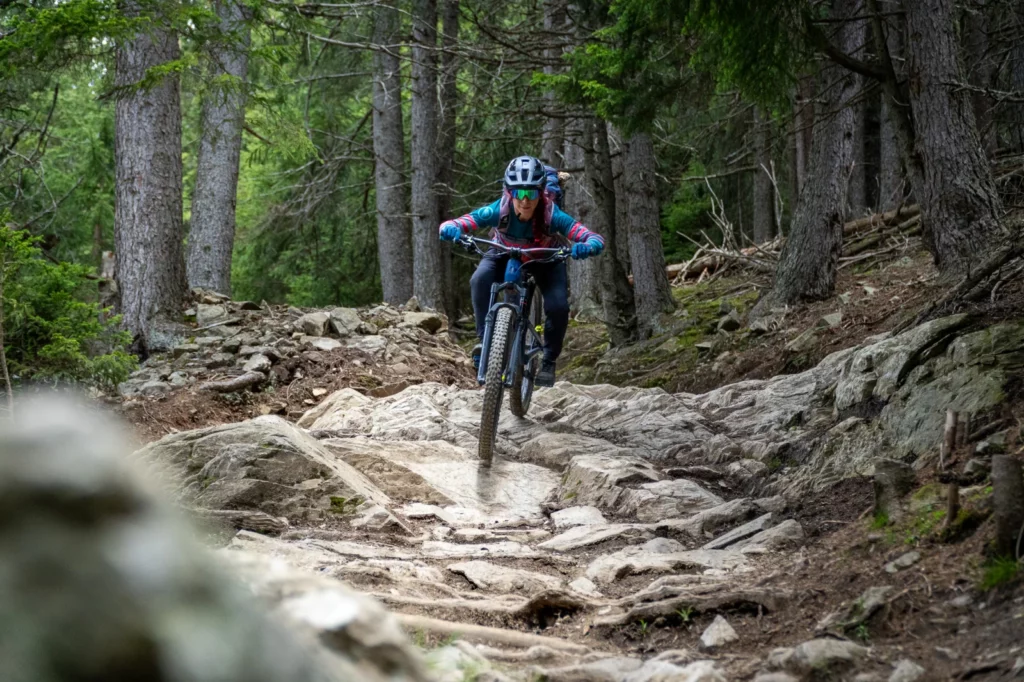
[478,307,514,464]
[509,293,542,417]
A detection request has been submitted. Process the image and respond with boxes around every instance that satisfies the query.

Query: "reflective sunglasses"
[512,188,540,201]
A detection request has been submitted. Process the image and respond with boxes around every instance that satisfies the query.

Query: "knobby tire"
[478,307,514,464]
[509,293,541,418]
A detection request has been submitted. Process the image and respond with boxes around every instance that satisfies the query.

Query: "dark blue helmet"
[504,156,546,189]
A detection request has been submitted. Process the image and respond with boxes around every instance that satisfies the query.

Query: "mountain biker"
[438,155,605,388]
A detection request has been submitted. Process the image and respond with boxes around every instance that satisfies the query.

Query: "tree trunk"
[372,0,413,305]
[965,0,996,157]
[114,1,187,349]
[624,132,674,338]
[585,118,637,346]
[752,107,776,243]
[541,0,565,165]
[992,455,1024,558]
[186,0,251,297]
[757,0,859,311]
[563,118,601,318]
[847,15,869,217]
[904,0,1006,278]
[411,0,443,310]
[1011,2,1024,153]
[793,76,815,197]
[608,125,632,272]
[436,0,459,318]
[877,14,906,212]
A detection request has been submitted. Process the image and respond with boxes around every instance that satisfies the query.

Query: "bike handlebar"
[456,235,571,263]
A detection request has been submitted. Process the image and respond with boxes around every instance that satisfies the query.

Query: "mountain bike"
[457,235,570,465]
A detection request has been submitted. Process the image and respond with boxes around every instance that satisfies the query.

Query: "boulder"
[243,353,273,373]
[302,336,342,351]
[134,416,392,521]
[766,638,868,676]
[551,505,607,530]
[447,561,562,593]
[403,311,445,334]
[197,303,229,326]
[329,307,363,337]
[703,513,775,550]
[0,397,428,682]
[585,540,746,585]
[298,312,330,337]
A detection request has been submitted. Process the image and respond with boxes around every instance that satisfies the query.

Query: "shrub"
[1,221,135,388]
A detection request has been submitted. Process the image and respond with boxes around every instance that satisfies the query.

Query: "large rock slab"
[585,539,747,585]
[134,416,391,521]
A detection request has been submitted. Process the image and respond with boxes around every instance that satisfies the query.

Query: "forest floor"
[115,240,1024,680]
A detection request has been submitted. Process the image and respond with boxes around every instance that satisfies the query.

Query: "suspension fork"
[476,281,525,385]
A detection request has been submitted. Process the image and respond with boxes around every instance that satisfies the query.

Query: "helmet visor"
[512,188,540,201]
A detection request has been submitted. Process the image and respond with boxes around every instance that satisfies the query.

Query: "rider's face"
[513,195,538,220]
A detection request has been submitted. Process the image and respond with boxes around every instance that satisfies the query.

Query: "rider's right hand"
[439,222,461,242]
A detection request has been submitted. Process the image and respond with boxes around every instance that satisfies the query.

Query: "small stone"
[700,615,738,649]
[839,292,852,305]
[568,577,603,598]
[239,345,281,361]
[551,506,607,531]
[173,343,200,358]
[220,338,242,353]
[195,336,222,347]
[302,336,343,351]
[934,647,958,661]
[695,341,716,354]
[140,381,172,395]
[753,674,799,682]
[819,312,843,329]
[863,285,878,297]
[403,311,444,334]
[168,372,189,388]
[976,430,1009,455]
[948,594,973,609]
[312,388,328,398]
[718,300,736,315]
[963,458,990,477]
[889,659,925,682]
[329,308,362,337]
[237,300,261,310]
[243,354,272,373]
[785,329,817,353]
[884,550,921,574]
[717,312,742,333]
[207,353,234,369]
[298,312,330,337]
[184,307,197,317]
[196,304,229,326]
[405,296,421,312]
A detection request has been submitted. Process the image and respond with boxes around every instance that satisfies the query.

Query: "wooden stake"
[944,483,960,533]
[940,409,958,470]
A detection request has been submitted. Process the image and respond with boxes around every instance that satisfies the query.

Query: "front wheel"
[478,307,514,464]
[509,293,541,418]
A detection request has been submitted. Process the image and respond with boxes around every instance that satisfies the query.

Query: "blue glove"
[572,240,604,260]
[439,223,461,242]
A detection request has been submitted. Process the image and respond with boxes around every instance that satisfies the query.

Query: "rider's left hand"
[572,239,603,260]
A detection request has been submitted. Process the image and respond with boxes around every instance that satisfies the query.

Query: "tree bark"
[965,0,996,157]
[608,125,632,272]
[563,118,601,318]
[992,455,1024,558]
[114,1,187,349]
[372,0,413,305]
[186,0,251,297]
[758,0,859,311]
[1011,2,1024,153]
[585,118,637,346]
[877,16,906,211]
[793,76,815,197]
[848,14,869,217]
[752,107,776,243]
[541,0,565,165]
[411,0,443,310]
[904,0,1007,278]
[624,132,674,338]
[436,0,459,318]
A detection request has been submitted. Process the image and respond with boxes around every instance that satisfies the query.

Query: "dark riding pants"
[470,254,569,362]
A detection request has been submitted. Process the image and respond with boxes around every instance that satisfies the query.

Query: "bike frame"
[460,237,567,387]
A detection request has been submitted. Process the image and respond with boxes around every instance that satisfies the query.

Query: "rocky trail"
[101,293,1024,681]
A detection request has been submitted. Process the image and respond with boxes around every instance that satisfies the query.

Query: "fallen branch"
[393,613,590,654]
[894,240,1024,333]
[198,371,265,393]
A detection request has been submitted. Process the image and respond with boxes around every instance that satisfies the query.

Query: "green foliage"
[675,606,694,623]
[869,511,890,530]
[0,222,135,387]
[980,557,1020,591]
